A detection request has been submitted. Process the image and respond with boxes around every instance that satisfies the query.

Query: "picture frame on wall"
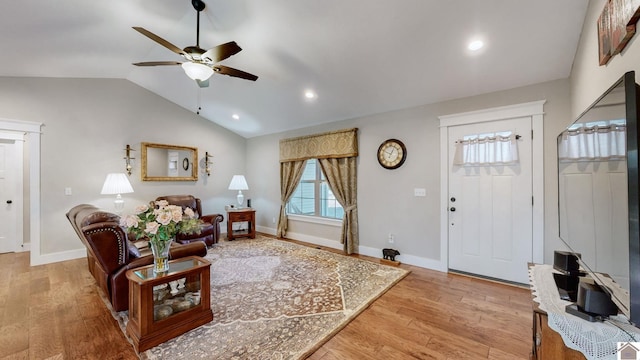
[611,0,637,54]
[599,0,640,65]
[599,0,613,66]
[626,0,640,25]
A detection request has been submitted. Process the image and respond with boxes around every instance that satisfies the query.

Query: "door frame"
[438,100,545,273]
[0,131,24,253]
[0,118,42,263]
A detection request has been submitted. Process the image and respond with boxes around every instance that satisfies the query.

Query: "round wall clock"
[377,138,407,169]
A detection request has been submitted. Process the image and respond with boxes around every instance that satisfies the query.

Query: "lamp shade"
[181,62,214,81]
[228,175,249,190]
[101,173,134,195]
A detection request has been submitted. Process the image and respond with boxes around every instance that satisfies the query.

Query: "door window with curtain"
[453,131,519,166]
[558,119,626,161]
[286,159,344,220]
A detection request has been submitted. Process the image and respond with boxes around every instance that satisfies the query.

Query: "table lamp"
[101,173,134,214]
[228,175,249,207]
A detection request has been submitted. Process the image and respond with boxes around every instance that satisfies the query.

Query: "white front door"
[447,116,533,283]
[0,138,20,253]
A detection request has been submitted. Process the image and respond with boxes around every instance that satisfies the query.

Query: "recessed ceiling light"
[468,40,484,51]
[232,114,240,120]
[304,90,317,100]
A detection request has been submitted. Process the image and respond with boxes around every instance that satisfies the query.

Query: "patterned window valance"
[279,128,359,162]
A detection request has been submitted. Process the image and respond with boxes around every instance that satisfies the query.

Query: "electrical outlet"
[388,233,394,244]
[272,217,276,224]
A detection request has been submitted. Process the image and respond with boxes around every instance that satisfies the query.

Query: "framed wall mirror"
[141,142,198,181]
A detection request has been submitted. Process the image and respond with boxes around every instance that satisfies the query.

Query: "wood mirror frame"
[141,142,198,181]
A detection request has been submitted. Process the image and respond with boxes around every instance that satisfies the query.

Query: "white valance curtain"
[453,133,519,165]
[558,124,626,161]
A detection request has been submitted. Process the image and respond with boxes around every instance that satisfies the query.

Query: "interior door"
[447,116,533,284]
[0,138,18,253]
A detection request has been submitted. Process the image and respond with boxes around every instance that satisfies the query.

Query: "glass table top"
[134,257,207,280]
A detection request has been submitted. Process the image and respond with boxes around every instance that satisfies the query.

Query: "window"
[453,130,519,166]
[287,159,344,220]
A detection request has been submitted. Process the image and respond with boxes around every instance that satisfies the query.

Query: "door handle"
[450,207,456,212]
[6,200,12,204]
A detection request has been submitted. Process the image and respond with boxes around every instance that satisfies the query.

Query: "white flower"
[156,211,173,226]
[145,221,160,235]
[120,214,139,228]
[134,204,149,214]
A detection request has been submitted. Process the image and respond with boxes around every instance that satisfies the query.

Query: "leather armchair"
[155,195,223,246]
[66,204,208,312]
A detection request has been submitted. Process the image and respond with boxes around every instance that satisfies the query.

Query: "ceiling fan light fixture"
[182,62,214,81]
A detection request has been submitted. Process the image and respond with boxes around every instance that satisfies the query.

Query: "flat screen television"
[557,71,640,325]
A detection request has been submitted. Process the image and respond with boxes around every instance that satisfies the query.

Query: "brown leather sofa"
[66,204,208,312]
[155,195,223,246]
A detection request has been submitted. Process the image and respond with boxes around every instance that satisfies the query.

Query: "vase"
[150,239,173,274]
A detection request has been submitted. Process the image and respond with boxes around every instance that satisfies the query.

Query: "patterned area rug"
[112,236,409,359]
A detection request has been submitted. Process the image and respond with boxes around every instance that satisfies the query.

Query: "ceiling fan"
[132,0,258,88]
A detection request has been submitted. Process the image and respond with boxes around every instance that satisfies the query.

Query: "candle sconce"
[124,144,136,176]
[205,151,213,176]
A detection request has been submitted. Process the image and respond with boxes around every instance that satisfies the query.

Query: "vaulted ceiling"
[0,1,588,138]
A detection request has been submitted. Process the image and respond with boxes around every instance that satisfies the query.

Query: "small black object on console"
[553,250,582,276]
[565,281,618,322]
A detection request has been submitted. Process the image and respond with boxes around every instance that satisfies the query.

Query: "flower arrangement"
[120,200,203,244]
[120,200,203,272]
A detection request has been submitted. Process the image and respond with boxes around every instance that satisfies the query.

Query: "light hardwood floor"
[0,241,533,359]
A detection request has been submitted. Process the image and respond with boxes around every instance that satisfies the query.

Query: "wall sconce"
[205,151,213,176]
[124,144,136,176]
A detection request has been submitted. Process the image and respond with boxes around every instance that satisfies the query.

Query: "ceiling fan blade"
[133,61,182,66]
[202,41,242,63]
[132,27,185,56]
[214,65,258,81]
[196,79,210,88]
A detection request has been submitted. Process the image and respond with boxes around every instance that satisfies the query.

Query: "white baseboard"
[256,225,277,236]
[254,226,344,251]
[358,245,447,272]
[254,227,448,273]
[280,231,344,251]
[30,248,86,266]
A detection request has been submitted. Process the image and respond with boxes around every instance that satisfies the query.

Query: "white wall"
[247,0,640,270]
[572,0,640,117]
[247,78,571,268]
[0,77,246,261]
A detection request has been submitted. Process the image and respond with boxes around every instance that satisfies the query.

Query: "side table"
[125,256,213,352]
[227,208,256,240]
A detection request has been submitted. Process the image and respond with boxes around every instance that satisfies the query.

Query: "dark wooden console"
[531,300,586,359]
[529,263,586,359]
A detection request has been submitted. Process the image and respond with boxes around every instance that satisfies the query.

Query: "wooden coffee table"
[125,256,213,352]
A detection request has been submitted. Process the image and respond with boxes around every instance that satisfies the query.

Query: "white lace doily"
[529,264,640,359]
